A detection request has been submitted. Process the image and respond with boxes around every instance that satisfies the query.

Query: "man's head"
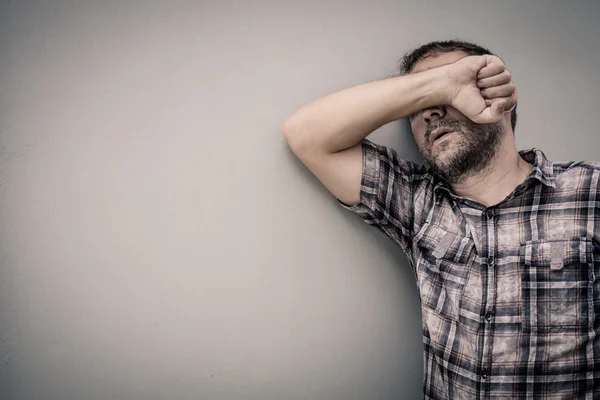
[399,40,518,184]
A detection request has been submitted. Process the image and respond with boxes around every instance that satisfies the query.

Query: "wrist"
[417,65,452,109]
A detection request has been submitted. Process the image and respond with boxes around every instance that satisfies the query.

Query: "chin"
[431,139,458,159]
[430,139,469,170]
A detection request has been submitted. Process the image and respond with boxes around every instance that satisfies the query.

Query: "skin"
[409,51,532,206]
[284,49,526,208]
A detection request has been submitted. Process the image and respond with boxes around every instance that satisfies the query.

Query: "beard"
[419,117,504,185]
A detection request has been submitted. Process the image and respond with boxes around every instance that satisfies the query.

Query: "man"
[283,40,600,399]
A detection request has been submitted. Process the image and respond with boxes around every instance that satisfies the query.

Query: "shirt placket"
[480,207,498,398]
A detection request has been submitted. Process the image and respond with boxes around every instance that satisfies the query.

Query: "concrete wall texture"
[1,1,599,399]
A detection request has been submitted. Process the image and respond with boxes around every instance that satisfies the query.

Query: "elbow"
[282,117,294,143]
[283,109,327,157]
[282,117,309,153]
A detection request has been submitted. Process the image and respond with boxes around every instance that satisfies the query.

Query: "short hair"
[399,40,517,132]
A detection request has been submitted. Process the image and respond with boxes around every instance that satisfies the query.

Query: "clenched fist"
[445,55,517,124]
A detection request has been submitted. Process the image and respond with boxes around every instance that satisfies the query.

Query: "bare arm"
[282,55,515,206]
[283,67,450,205]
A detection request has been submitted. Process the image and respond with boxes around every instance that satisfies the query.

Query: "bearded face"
[418,115,504,184]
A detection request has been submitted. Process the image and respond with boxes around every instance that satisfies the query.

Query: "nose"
[422,105,446,124]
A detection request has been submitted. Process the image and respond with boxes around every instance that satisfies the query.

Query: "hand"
[446,55,517,124]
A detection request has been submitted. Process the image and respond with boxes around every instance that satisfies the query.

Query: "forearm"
[283,66,449,154]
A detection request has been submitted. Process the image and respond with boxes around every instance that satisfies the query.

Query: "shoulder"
[553,160,600,173]
[519,148,600,195]
[522,147,599,182]
[361,139,434,183]
[552,158,600,192]
[553,159,600,183]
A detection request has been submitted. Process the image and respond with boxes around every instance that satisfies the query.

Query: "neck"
[451,138,532,207]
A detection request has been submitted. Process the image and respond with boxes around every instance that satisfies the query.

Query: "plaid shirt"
[340,140,600,399]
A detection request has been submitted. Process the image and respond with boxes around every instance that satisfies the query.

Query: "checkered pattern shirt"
[340,140,600,399]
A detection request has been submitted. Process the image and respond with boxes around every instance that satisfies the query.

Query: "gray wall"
[1,1,598,399]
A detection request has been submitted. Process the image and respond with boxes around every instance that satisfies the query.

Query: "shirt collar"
[433,148,556,195]
[518,147,556,188]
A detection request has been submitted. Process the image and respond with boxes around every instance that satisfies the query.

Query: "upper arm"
[293,143,363,207]
[287,136,418,249]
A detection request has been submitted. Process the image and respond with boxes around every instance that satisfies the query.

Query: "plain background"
[1,1,599,399]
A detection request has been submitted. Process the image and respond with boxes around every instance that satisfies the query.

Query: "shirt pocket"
[414,222,475,320]
[519,237,595,333]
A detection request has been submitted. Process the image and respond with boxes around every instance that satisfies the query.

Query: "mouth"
[430,127,455,144]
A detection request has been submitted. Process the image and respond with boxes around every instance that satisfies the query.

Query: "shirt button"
[481,368,488,379]
[485,311,493,322]
[486,209,495,218]
[487,256,495,267]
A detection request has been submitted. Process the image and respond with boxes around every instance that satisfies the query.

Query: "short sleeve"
[338,139,419,252]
